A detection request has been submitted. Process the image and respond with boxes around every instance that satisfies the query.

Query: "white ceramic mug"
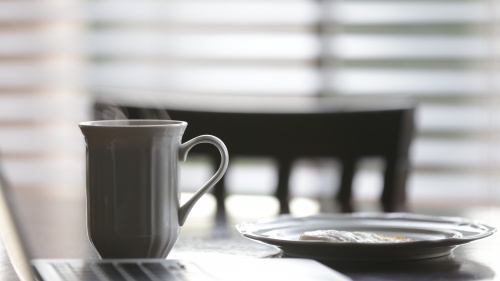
[79,120,229,258]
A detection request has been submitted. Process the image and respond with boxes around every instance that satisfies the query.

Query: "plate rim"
[236,212,497,249]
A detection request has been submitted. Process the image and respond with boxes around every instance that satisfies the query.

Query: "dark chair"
[94,102,415,220]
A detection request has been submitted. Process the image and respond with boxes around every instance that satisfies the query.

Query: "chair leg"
[210,155,227,225]
[214,177,227,224]
[382,158,408,212]
[336,159,356,213]
[276,158,292,214]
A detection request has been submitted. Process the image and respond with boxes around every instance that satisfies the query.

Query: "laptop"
[0,169,351,281]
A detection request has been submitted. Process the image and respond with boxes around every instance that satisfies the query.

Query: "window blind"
[1,0,499,205]
[0,1,88,191]
[324,0,500,204]
[86,0,500,205]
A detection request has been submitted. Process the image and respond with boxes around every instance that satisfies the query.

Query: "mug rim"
[79,119,187,127]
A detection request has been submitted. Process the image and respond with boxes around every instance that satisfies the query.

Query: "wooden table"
[1,189,499,281]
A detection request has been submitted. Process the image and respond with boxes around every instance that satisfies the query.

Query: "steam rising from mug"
[79,120,228,258]
[93,103,171,121]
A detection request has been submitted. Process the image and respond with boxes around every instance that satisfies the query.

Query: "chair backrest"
[94,102,415,217]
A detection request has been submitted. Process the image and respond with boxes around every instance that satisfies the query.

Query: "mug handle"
[178,135,229,226]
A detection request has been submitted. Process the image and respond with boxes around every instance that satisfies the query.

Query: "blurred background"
[1,0,500,222]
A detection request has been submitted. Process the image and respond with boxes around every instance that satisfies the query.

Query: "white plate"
[236,213,497,261]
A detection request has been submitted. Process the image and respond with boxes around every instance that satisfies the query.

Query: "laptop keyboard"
[35,260,214,281]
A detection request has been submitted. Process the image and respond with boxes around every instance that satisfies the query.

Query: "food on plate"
[299,229,414,243]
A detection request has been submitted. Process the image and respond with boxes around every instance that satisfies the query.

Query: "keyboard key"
[143,263,180,280]
[51,263,78,281]
[119,263,153,281]
[94,263,128,281]
[69,263,101,281]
